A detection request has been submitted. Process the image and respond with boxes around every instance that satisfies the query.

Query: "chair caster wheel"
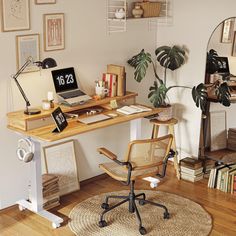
[164,212,170,219]
[99,220,107,228]
[139,226,147,235]
[139,200,146,206]
[101,203,109,210]
[52,222,60,228]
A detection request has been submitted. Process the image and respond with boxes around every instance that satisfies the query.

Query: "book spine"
[102,73,117,97]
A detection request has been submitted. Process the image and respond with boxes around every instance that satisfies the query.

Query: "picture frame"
[1,0,30,32]
[43,13,65,51]
[232,32,236,56]
[16,34,40,72]
[35,0,56,4]
[221,18,235,43]
[43,140,80,196]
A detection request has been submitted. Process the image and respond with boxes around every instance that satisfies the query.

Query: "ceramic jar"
[132,5,143,18]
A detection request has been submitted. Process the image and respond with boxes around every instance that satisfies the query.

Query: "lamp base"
[24,108,41,115]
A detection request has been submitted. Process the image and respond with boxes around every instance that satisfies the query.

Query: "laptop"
[51,67,91,106]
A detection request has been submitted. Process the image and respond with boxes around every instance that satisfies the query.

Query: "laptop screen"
[51,67,78,93]
[217,57,230,74]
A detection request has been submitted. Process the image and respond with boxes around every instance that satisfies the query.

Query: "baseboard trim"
[80,173,108,186]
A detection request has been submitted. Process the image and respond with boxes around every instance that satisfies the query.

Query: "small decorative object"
[47,91,55,108]
[42,100,51,110]
[44,13,65,51]
[221,18,235,43]
[135,1,161,18]
[132,5,144,18]
[16,34,40,72]
[35,0,56,4]
[1,0,30,32]
[115,8,126,19]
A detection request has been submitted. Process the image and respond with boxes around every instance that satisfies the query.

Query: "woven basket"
[135,2,161,18]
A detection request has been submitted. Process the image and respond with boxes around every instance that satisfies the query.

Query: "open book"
[116,105,152,115]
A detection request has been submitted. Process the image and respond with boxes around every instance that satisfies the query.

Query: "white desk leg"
[130,118,142,141]
[16,139,63,228]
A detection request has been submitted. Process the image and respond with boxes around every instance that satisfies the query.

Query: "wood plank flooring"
[0,165,236,236]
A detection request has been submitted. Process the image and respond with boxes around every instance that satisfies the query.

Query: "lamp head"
[41,58,57,69]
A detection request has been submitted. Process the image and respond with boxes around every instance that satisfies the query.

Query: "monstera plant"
[127,45,231,112]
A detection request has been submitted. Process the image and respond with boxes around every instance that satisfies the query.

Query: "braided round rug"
[69,190,212,236]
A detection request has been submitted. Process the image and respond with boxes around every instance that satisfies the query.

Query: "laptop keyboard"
[60,90,85,99]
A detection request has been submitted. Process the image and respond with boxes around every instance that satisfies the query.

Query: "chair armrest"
[98,147,133,185]
[97,147,117,161]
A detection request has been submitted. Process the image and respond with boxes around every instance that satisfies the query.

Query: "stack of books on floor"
[180,157,203,182]
[42,174,60,210]
[208,163,236,194]
[228,128,236,151]
[204,159,216,178]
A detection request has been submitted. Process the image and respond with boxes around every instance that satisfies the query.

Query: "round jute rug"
[69,190,212,236]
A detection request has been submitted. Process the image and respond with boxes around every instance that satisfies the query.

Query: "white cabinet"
[106,0,172,34]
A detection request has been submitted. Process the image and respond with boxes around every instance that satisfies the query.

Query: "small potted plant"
[127,46,231,119]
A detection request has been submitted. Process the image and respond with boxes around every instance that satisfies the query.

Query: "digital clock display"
[51,67,78,93]
[51,107,68,133]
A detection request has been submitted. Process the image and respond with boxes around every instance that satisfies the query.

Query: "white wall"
[0,0,156,209]
[152,0,236,158]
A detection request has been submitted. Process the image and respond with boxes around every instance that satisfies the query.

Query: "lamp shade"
[41,58,57,69]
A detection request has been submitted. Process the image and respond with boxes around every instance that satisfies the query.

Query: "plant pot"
[157,105,173,121]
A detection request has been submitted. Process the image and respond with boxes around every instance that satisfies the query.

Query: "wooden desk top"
[7,92,163,142]
[7,107,163,142]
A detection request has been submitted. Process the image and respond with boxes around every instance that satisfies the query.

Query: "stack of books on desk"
[208,163,236,194]
[228,128,236,151]
[42,174,60,210]
[180,157,203,182]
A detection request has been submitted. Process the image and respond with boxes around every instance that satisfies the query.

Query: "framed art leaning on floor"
[43,13,65,51]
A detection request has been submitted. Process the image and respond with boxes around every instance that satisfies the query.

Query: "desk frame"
[14,118,142,228]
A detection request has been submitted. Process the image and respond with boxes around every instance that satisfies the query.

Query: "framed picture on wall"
[43,140,80,196]
[35,0,56,4]
[221,18,235,43]
[1,0,30,32]
[16,34,40,72]
[43,13,65,51]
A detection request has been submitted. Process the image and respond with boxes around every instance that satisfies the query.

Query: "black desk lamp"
[12,57,57,115]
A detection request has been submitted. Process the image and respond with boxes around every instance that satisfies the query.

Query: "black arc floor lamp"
[12,57,57,115]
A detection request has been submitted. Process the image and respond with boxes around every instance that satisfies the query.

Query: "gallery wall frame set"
[1,0,30,32]
[16,34,40,72]
[35,0,56,4]
[43,13,65,51]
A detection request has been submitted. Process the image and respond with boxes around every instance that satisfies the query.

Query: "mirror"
[201,17,236,165]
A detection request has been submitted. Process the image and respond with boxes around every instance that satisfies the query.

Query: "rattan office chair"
[97,134,174,235]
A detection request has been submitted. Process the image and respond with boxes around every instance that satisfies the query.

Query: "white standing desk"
[7,92,162,228]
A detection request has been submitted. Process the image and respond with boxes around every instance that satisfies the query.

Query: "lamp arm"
[12,58,33,107]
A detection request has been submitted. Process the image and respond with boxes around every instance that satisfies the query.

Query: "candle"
[47,91,54,101]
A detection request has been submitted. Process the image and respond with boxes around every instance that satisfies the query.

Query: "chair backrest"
[124,134,173,170]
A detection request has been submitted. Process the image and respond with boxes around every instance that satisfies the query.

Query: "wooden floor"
[1,165,236,236]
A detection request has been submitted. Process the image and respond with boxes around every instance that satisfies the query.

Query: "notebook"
[51,67,91,106]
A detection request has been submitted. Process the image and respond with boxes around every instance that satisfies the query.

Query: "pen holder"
[95,86,109,99]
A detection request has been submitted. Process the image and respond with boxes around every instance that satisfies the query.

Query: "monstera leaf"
[127,49,152,82]
[155,45,186,71]
[206,49,222,74]
[148,81,168,107]
[215,82,231,106]
[192,83,208,111]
